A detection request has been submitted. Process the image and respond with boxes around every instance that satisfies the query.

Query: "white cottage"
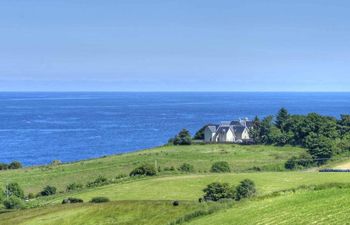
[204,119,252,143]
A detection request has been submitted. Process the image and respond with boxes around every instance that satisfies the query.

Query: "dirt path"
[334,161,350,169]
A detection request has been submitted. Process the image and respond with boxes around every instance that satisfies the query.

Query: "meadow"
[1,144,350,225]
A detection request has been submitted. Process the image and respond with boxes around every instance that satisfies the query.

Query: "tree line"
[249,108,350,165]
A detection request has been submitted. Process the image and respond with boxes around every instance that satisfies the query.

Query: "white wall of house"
[241,128,250,140]
[204,127,215,142]
[217,129,235,142]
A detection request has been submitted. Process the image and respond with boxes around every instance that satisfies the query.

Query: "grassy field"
[0,144,304,193]
[31,172,350,205]
[0,200,204,225]
[1,144,350,225]
[187,187,350,225]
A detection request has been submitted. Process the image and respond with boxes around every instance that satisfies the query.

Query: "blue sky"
[1,0,350,91]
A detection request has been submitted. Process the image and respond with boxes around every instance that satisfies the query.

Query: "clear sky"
[1,0,350,91]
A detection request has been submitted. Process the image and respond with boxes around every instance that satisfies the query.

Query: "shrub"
[129,164,156,176]
[203,182,235,201]
[62,197,84,204]
[178,163,194,173]
[86,176,109,188]
[66,182,84,192]
[115,174,127,180]
[3,196,24,209]
[27,193,35,199]
[285,153,314,170]
[40,185,57,196]
[8,161,22,169]
[210,161,231,173]
[235,179,256,201]
[5,183,24,199]
[172,200,179,206]
[173,129,192,145]
[90,197,110,203]
[0,188,4,202]
[51,160,62,166]
[0,163,8,170]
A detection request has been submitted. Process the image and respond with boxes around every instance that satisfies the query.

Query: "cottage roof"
[232,126,246,139]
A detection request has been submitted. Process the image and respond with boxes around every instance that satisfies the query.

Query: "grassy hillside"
[0,200,204,225]
[187,187,350,225]
[0,144,303,193]
[32,172,350,205]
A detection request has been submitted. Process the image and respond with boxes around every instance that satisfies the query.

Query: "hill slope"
[187,187,350,225]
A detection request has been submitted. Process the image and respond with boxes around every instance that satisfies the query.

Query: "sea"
[0,92,349,166]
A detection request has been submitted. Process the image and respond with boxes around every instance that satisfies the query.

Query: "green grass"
[0,200,204,225]
[32,172,350,206]
[0,144,304,193]
[187,187,350,225]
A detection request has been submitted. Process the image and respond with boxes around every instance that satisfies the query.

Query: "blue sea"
[0,92,350,166]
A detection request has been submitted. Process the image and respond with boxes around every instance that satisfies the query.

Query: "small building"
[204,118,253,143]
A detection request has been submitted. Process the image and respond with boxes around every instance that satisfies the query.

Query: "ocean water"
[0,92,350,166]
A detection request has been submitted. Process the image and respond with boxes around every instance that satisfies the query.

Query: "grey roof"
[206,124,219,133]
[216,125,233,134]
[230,121,241,126]
[233,126,246,139]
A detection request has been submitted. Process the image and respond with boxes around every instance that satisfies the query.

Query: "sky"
[0,0,350,92]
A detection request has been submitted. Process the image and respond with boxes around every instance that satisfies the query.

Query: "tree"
[129,164,157,176]
[249,116,262,144]
[285,152,314,170]
[40,185,57,196]
[338,114,350,136]
[178,163,194,172]
[305,133,333,165]
[3,196,24,209]
[5,183,24,199]
[8,161,22,169]
[173,129,192,145]
[235,179,256,201]
[275,108,290,133]
[210,161,231,173]
[0,163,8,170]
[193,125,208,140]
[260,116,274,144]
[203,182,235,201]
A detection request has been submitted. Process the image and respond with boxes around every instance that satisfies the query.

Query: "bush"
[62,197,84,204]
[27,193,35,199]
[129,164,157,176]
[173,129,192,145]
[285,153,314,170]
[203,182,235,201]
[235,179,256,201]
[90,197,110,203]
[178,163,194,173]
[40,185,57,196]
[3,196,24,209]
[8,161,22,170]
[66,182,84,192]
[210,161,231,173]
[172,200,179,206]
[0,163,8,170]
[51,160,62,166]
[0,188,4,202]
[5,183,24,199]
[86,176,109,188]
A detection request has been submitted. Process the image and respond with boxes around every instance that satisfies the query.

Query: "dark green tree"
[210,161,231,173]
[249,116,262,143]
[129,164,157,176]
[235,179,256,201]
[193,125,208,140]
[40,185,57,196]
[173,129,192,145]
[275,108,290,132]
[5,183,24,199]
[305,133,334,165]
[203,182,235,201]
